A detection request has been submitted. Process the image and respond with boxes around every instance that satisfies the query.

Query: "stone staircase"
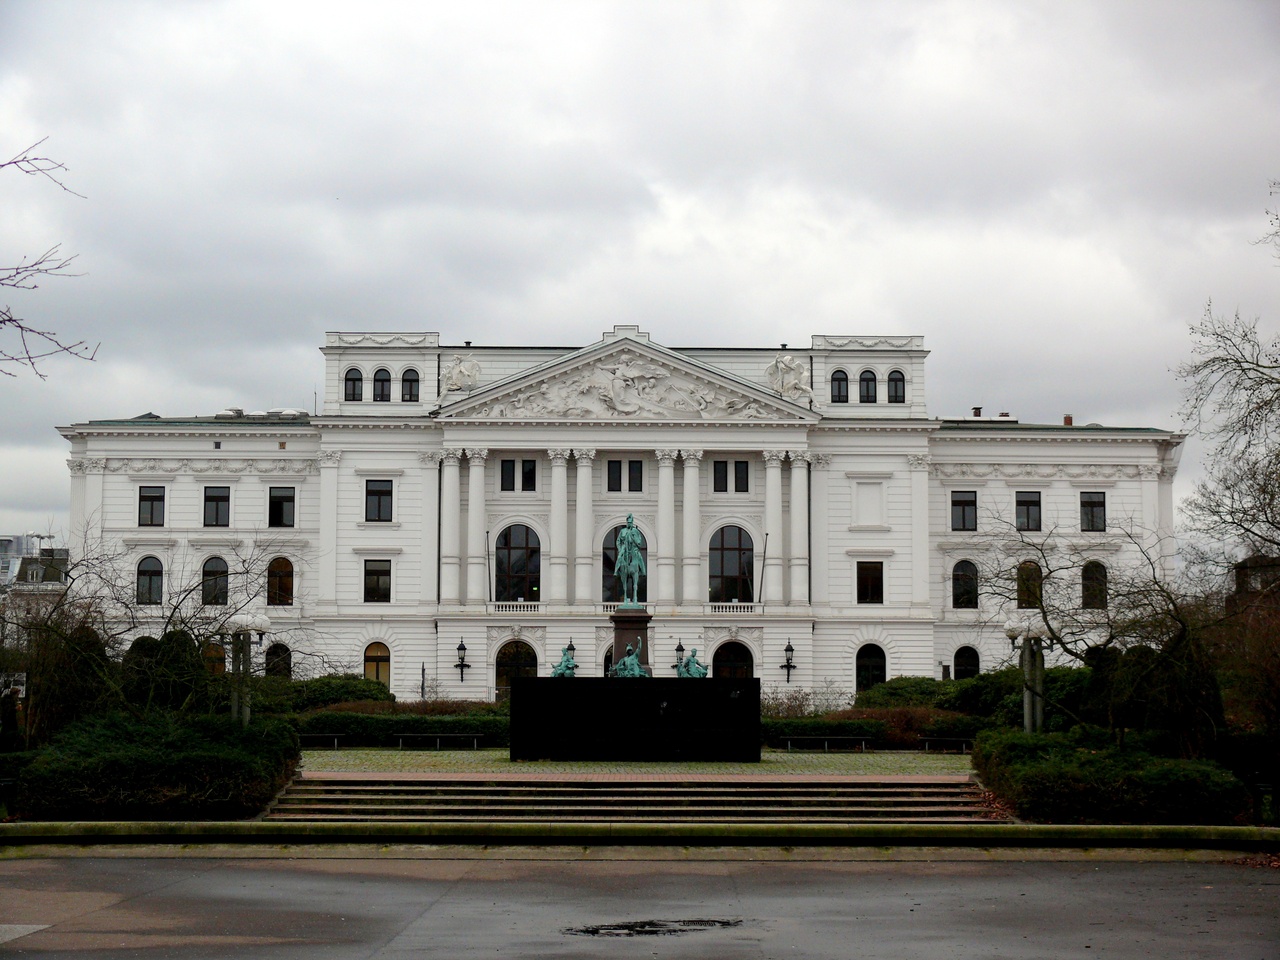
[264,777,1008,824]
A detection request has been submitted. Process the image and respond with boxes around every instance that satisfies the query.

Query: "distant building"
[59,327,1184,699]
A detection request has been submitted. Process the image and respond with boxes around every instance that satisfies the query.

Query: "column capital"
[441,448,464,466]
[418,451,444,467]
[465,448,489,463]
[680,449,703,463]
[907,453,931,470]
[787,450,811,464]
[319,450,343,467]
[548,448,572,466]
[763,450,786,467]
[811,454,831,470]
[573,448,596,463]
[655,448,680,466]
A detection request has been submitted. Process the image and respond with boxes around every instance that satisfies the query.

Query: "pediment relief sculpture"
[461,351,788,421]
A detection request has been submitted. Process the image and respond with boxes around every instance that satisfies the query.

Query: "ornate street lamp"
[455,640,471,682]
[671,640,685,673]
[779,641,797,683]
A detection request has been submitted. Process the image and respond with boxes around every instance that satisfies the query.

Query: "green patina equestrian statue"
[613,513,646,607]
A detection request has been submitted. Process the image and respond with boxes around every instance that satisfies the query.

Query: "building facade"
[59,327,1184,699]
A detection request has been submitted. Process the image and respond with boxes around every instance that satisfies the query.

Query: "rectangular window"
[203,486,230,527]
[734,460,749,493]
[500,459,516,491]
[363,559,391,602]
[628,459,643,492]
[1015,491,1041,531]
[138,486,165,526]
[951,490,977,531]
[1081,491,1106,532]
[521,459,537,492]
[268,487,295,527]
[713,460,728,492]
[856,561,884,604]
[365,480,393,522]
[607,459,623,492]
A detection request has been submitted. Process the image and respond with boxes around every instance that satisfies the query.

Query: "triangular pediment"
[439,335,817,423]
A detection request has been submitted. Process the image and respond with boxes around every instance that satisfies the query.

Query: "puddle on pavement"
[564,918,743,937]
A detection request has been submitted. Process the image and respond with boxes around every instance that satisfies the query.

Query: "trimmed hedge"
[761,718,888,745]
[296,711,511,747]
[15,712,300,821]
[250,674,396,714]
[972,728,1249,825]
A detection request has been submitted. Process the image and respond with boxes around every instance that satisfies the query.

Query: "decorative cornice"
[106,458,320,475]
[329,333,436,347]
[815,335,922,350]
[929,462,1147,481]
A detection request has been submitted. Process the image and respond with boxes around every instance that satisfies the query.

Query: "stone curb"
[2,821,1277,851]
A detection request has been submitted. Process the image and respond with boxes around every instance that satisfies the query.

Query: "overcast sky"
[2,0,1277,539]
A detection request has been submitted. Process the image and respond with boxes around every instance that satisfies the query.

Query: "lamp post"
[779,641,796,683]
[1004,618,1051,734]
[225,612,271,728]
[671,640,685,673]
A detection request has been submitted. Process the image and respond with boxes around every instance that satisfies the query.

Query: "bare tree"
[1179,305,1280,556]
[1258,179,1280,259]
[1,138,99,377]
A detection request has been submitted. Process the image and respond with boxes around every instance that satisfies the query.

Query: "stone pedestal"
[610,606,652,676]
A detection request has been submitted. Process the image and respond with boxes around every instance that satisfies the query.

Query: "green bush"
[247,674,396,714]
[296,711,511,747]
[15,711,300,821]
[852,676,946,708]
[972,728,1249,824]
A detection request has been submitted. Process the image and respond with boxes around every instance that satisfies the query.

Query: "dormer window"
[831,370,849,403]
[859,370,877,404]
[344,368,363,401]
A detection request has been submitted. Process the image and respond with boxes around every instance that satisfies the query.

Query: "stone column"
[762,450,785,606]
[418,451,442,604]
[809,455,831,605]
[908,454,932,609]
[317,450,342,608]
[465,448,488,605]
[439,448,462,604]
[788,451,810,605]
[547,448,571,603]
[680,449,702,606]
[656,449,679,605]
[573,449,595,604]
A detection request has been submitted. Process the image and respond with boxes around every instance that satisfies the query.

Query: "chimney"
[1063,414,1073,426]
[972,406,982,417]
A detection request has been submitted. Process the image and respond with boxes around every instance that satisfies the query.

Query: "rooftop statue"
[613,513,646,607]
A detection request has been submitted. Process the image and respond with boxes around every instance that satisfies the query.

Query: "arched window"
[856,643,887,693]
[712,641,754,679]
[953,646,980,680]
[859,370,877,404]
[709,525,754,603]
[364,641,391,686]
[344,368,363,401]
[136,557,163,605]
[830,369,849,403]
[887,370,906,404]
[602,524,648,602]
[495,524,541,602]
[495,640,538,700]
[401,368,420,402]
[952,560,979,609]
[373,368,392,402]
[201,557,228,606]
[267,557,294,606]
[1082,561,1108,610]
[202,640,226,675]
[1017,561,1043,609]
[265,642,292,678]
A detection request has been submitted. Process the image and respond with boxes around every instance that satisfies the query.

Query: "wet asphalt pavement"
[0,856,1276,958]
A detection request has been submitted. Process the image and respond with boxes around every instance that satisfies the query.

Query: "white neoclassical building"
[59,327,1184,699]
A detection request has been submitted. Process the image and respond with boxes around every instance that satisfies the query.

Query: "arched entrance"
[953,646,980,680]
[712,640,754,679]
[856,643,886,694]
[495,640,538,700]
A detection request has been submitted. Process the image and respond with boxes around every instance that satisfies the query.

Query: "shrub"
[972,728,1249,825]
[15,711,300,821]
[296,711,511,746]
[246,674,396,714]
[853,676,946,708]
[761,718,887,745]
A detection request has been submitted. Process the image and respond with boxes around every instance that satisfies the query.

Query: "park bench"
[917,736,975,754]
[775,735,874,753]
[395,733,484,751]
